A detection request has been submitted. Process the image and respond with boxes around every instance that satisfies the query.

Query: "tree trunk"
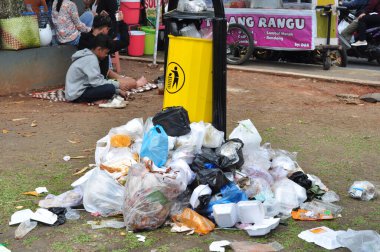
[0,0,25,19]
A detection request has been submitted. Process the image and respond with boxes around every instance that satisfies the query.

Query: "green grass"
[184,248,204,252]
[73,233,92,244]
[51,241,74,252]
[22,236,39,247]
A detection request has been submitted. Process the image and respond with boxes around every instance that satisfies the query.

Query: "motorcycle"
[338,8,380,65]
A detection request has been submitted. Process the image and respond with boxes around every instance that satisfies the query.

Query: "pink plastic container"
[128,31,145,56]
[120,0,141,25]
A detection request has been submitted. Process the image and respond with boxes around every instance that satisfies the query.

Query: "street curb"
[228,65,380,87]
[120,55,380,87]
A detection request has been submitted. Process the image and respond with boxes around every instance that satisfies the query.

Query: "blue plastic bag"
[206,183,248,214]
[140,125,168,167]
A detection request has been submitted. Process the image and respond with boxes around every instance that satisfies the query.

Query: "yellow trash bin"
[163,35,213,123]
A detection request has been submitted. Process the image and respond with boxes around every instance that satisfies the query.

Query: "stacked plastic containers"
[120,0,145,56]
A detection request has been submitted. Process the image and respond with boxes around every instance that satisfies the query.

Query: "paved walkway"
[121,52,380,87]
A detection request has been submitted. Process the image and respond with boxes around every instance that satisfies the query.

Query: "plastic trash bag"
[177,0,207,13]
[169,159,196,190]
[244,177,273,202]
[243,146,272,171]
[272,178,307,215]
[38,187,83,209]
[271,154,296,173]
[15,220,37,239]
[242,166,274,186]
[170,188,192,216]
[176,122,206,154]
[269,166,288,182]
[171,145,197,164]
[229,119,262,156]
[307,174,328,191]
[65,208,80,220]
[216,139,244,172]
[192,148,220,172]
[95,118,144,165]
[203,123,224,148]
[321,191,340,203]
[193,168,230,194]
[140,125,168,167]
[263,197,281,218]
[101,147,138,174]
[83,168,125,217]
[300,199,343,217]
[172,208,215,235]
[337,229,380,252]
[152,107,191,137]
[48,207,67,226]
[289,171,312,190]
[206,183,248,214]
[349,181,377,201]
[123,164,184,231]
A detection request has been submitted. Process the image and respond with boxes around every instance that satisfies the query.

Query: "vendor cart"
[211,0,345,69]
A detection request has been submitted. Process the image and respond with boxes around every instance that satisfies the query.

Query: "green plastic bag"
[0,16,40,50]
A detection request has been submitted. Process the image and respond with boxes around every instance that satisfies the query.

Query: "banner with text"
[223,10,314,50]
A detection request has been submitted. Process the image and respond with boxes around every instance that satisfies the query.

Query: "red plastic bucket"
[120,0,141,25]
[128,31,145,56]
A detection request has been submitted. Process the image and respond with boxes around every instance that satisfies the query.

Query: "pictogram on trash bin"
[166,62,185,94]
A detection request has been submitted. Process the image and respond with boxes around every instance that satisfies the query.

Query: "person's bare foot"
[136,76,148,88]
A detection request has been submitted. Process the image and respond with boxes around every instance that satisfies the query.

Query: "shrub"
[0,0,25,19]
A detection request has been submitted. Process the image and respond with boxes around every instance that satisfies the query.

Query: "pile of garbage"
[9,107,380,251]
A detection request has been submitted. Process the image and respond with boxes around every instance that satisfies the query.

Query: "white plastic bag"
[38,187,83,208]
[203,123,224,148]
[171,145,196,164]
[177,0,207,12]
[229,119,262,156]
[349,181,377,201]
[95,118,144,166]
[272,178,307,215]
[83,167,125,216]
[176,122,206,154]
[168,159,196,191]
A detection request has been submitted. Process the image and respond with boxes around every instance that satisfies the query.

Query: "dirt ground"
[1,59,380,252]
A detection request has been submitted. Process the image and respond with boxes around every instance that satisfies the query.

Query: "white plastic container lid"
[9,209,34,226]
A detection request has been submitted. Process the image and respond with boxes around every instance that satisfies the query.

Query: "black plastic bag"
[194,168,230,194]
[152,106,191,137]
[48,207,67,226]
[289,171,312,190]
[216,139,244,172]
[191,148,220,172]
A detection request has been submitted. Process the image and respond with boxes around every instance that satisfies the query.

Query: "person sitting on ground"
[65,34,129,103]
[339,0,369,43]
[52,0,94,45]
[351,0,380,46]
[78,15,147,90]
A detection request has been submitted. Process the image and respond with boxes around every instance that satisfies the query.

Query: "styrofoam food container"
[212,203,238,228]
[245,217,280,236]
[237,200,265,224]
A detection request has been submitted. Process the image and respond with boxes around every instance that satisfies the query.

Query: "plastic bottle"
[39,6,49,28]
[15,220,37,239]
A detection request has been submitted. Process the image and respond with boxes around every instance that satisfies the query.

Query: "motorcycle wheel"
[226,23,254,65]
[323,55,331,70]
[336,48,348,67]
